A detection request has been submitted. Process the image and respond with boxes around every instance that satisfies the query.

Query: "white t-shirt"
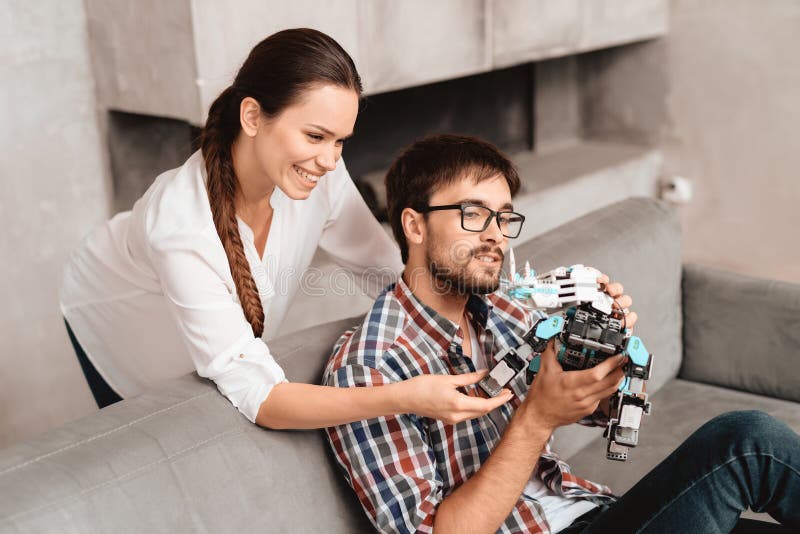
[465,320,598,532]
[60,150,402,422]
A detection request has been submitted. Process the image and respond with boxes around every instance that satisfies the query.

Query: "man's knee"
[699,410,794,454]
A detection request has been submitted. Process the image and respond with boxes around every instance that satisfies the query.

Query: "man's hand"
[598,274,638,331]
[522,341,627,432]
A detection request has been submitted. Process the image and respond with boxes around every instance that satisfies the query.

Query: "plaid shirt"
[324,278,615,533]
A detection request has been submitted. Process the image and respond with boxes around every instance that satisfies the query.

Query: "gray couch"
[1,197,797,533]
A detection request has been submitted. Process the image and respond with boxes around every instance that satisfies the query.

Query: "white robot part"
[619,404,643,430]
[591,293,615,315]
[627,377,646,394]
[507,257,610,312]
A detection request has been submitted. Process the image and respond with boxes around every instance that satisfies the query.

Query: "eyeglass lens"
[462,205,523,238]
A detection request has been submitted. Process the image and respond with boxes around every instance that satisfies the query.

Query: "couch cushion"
[0,374,372,533]
[681,264,800,403]
[563,379,800,495]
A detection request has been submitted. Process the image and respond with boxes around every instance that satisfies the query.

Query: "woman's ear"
[239,97,261,137]
[401,208,425,247]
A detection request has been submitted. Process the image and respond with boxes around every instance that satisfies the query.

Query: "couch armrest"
[681,263,800,402]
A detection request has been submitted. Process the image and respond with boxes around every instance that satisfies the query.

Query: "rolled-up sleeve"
[325,362,444,534]
[148,231,286,423]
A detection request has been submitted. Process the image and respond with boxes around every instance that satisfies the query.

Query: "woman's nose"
[315,145,338,172]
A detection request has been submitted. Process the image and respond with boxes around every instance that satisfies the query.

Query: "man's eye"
[463,210,480,218]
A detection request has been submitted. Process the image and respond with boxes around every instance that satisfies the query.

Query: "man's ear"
[401,207,425,247]
[239,97,261,137]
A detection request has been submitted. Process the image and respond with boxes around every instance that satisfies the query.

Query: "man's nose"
[480,215,504,243]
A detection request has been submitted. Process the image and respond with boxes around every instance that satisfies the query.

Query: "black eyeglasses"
[419,203,526,238]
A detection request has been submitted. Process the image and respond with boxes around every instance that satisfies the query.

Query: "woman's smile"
[293,164,321,187]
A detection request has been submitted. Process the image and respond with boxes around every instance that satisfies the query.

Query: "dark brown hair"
[200,28,361,337]
[385,134,521,263]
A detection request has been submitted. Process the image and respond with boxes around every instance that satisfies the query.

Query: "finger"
[449,370,489,386]
[614,295,633,309]
[586,354,627,382]
[456,391,513,414]
[589,380,626,404]
[624,311,638,329]
[539,341,559,371]
[605,282,624,297]
[597,274,610,284]
[586,366,625,396]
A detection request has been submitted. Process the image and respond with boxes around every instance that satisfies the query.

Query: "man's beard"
[425,240,504,296]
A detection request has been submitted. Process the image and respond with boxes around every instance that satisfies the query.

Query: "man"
[323,135,799,533]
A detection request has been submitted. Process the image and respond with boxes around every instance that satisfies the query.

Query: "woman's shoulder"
[134,150,216,246]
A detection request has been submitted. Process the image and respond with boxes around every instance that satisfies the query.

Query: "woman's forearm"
[255,382,403,429]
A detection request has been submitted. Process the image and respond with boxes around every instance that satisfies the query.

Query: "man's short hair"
[385,134,521,263]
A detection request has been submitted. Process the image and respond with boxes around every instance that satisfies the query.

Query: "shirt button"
[239,354,245,359]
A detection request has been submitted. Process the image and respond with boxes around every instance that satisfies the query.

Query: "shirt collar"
[393,276,493,356]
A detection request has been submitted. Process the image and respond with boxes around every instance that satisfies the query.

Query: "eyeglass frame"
[417,202,526,239]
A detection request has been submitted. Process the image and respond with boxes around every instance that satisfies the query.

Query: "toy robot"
[479,249,653,461]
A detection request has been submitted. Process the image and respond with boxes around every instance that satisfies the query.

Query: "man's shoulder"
[324,284,410,378]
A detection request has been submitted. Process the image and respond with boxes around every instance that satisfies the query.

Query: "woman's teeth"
[294,165,319,184]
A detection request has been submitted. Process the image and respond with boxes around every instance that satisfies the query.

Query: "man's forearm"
[433,403,553,533]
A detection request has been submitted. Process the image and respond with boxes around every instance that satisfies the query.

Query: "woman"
[60,28,512,428]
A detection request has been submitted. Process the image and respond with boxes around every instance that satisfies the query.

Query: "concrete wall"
[86,0,667,125]
[581,0,800,284]
[667,0,800,283]
[0,0,108,447]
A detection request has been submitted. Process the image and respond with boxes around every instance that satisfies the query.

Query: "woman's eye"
[307,133,324,142]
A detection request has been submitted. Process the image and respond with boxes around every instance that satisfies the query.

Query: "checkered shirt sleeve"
[325,363,443,532]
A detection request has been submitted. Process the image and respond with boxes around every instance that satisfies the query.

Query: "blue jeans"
[566,411,799,532]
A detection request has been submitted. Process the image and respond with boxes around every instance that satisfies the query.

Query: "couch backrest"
[0,197,683,532]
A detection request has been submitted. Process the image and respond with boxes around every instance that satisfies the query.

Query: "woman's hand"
[396,371,514,425]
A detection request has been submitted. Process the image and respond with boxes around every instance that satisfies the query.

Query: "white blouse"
[60,150,402,423]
